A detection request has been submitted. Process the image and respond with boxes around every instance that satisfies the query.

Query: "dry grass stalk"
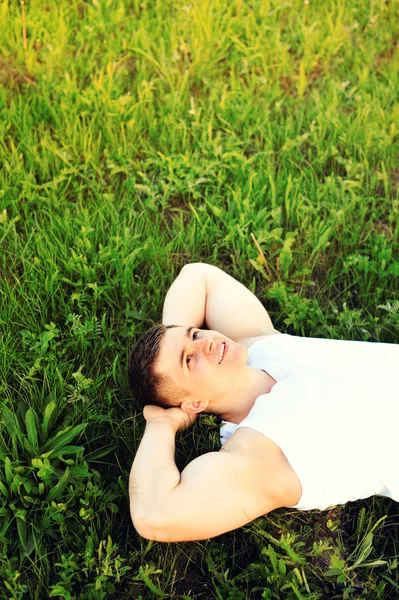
[250,232,273,280]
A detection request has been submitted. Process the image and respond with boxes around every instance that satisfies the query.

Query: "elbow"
[130,503,151,537]
[131,510,156,540]
[181,262,211,274]
[132,515,156,541]
[130,509,169,542]
[132,515,204,543]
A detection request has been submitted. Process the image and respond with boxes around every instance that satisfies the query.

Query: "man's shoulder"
[221,427,302,506]
[238,328,281,349]
[221,426,282,457]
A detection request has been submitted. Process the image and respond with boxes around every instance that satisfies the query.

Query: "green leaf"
[86,444,117,461]
[206,201,223,218]
[0,479,9,496]
[33,457,58,481]
[279,558,286,576]
[45,445,85,459]
[0,434,8,459]
[0,514,11,537]
[352,533,373,567]
[311,224,332,257]
[106,535,114,555]
[357,560,388,568]
[23,436,36,454]
[280,541,306,566]
[47,467,71,502]
[10,473,22,495]
[25,408,39,453]
[23,496,35,504]
[135,565,166,598]
[41,401,56,440]
[69,464,90,478]
[4,457,13,484]
[277,233,296,280]
[267,544,278,572]
[249,258,269,280]
[24,532,37,556]
[16,512,36,556]
[43,424,87,455]
[16,510,28,552]
[2,406,24,445]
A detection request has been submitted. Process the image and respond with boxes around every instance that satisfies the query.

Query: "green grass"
[1,0,399,597]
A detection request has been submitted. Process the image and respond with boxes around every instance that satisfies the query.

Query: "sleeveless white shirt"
[220,334,399,511]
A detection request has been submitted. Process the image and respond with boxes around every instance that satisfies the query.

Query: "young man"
[128,263,398,543]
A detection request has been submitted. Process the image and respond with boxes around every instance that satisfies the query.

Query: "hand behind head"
[143,405,197,433]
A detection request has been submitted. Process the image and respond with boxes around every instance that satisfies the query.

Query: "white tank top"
[220,334,399,511]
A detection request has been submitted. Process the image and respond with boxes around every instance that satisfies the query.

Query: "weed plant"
[1,0,398,598]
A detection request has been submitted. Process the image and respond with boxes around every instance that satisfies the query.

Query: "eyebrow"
[180,327,195,371]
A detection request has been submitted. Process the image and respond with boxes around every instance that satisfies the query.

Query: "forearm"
[162,263,275,339]
[129,422,180,527]
[162,264,208,327]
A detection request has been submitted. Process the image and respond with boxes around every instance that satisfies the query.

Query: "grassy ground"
[1,0,399,597]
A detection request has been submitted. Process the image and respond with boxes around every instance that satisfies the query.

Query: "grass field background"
[1,0,399,597]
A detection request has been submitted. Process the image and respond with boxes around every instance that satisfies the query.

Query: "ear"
[181,397,209,415]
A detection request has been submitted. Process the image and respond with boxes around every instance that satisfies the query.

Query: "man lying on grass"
[128,263,398,543]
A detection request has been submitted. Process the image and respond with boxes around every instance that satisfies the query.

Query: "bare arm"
[162,263,277,341]
[129,406,196,525]
[130,408,289,542]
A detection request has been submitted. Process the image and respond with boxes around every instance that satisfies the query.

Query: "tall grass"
[1,0,398,597]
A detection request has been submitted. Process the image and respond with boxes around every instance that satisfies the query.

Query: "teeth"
[218,343,225,364]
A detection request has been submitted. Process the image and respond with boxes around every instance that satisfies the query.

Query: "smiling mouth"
[218,342,226,364]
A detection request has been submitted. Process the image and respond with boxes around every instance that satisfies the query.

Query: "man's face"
[155,326,248,406]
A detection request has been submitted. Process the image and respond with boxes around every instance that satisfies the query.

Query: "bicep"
[140,451,276,542]
[184,263,277,341]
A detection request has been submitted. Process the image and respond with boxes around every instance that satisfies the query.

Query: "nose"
[203,337,214,355]
[194,336,214,355]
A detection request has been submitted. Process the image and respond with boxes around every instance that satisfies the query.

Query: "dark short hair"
[128,324,185,408]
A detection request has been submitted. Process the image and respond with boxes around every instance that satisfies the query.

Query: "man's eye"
[186,355,192,366]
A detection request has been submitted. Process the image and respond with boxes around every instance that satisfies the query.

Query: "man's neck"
[216,367,276,424]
